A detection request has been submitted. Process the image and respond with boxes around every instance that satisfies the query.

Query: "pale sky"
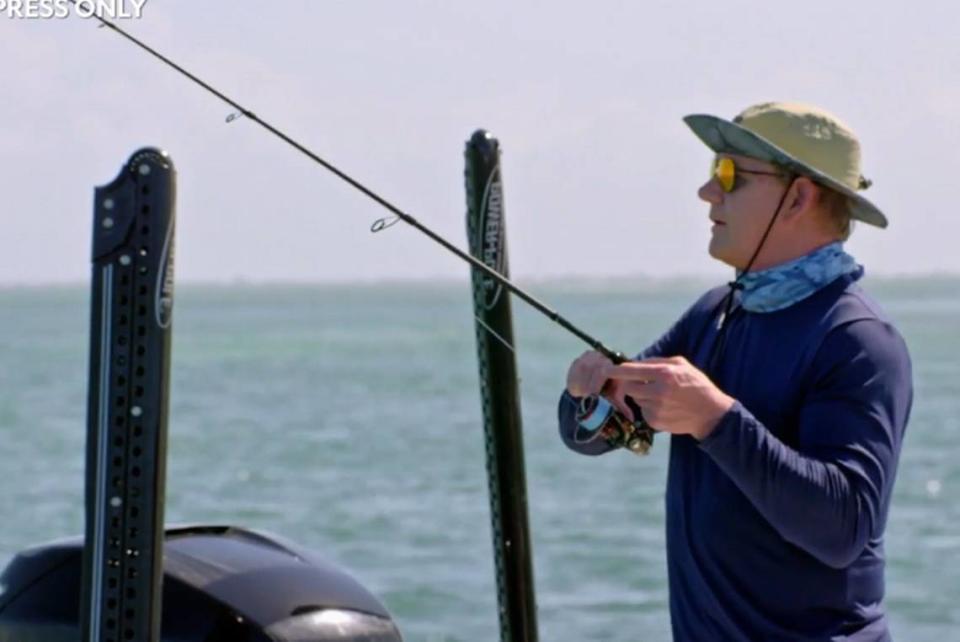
[2,0,958,284]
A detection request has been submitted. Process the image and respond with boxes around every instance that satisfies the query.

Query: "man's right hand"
[566,350,616,398]
[566,350,638,422]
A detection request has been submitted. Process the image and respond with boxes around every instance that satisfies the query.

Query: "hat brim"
[683,114,888,229]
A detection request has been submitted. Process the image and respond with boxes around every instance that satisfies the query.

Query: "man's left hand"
[604,356,736,441]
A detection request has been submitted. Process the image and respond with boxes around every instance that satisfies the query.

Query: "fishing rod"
[74,4,617,357]
[72,3,653,453]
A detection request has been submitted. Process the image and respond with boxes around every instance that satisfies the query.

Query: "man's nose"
[698,178,723,204]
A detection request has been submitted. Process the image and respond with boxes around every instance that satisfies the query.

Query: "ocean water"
[0,277,957,641]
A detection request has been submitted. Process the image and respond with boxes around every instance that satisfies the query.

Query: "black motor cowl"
[0,525,402,642]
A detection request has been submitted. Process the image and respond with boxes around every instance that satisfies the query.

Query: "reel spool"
[575,395,654,456]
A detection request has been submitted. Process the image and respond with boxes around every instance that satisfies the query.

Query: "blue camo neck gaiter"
[737,241,860,313]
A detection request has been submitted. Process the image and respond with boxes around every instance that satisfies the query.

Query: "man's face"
[697,154,789,270]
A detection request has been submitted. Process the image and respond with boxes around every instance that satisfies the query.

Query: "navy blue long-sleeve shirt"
[559,269,912,641]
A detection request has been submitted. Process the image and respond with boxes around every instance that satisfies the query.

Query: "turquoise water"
[0,278,957,641]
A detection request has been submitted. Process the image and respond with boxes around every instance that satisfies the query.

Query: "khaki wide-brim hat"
[684,102,887,228]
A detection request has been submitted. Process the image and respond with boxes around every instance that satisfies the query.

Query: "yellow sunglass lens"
[714,157,735,192]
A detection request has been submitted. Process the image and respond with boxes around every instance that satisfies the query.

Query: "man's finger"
[619,382,665,402]
[609,393,635,423]
[606,362,670,380]
[588,366,608,396]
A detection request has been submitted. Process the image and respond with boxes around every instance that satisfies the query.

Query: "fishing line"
[71,0,625,363]
[474,316,516,355]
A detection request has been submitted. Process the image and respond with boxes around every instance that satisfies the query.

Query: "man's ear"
[783,177,819,222]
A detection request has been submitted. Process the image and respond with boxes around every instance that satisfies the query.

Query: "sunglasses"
[711,157,784,193]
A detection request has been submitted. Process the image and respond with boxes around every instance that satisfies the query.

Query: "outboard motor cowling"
[0,525,402,642]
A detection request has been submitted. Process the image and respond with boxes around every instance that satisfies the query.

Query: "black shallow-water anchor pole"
[81,149,176,642]
[465,130,539,642]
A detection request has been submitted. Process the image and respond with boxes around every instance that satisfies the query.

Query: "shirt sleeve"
[697,319,913,568]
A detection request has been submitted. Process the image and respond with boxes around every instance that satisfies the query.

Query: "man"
[559,102,912,641]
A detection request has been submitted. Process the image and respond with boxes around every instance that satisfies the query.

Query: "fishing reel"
[574,395,655,455]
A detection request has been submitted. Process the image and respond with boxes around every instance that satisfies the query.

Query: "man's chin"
[707,239,725,262]
[708,243,740,270]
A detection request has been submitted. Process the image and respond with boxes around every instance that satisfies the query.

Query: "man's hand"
[565,351,644,422]
[604,356,736,441]
[566,350,614,398]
